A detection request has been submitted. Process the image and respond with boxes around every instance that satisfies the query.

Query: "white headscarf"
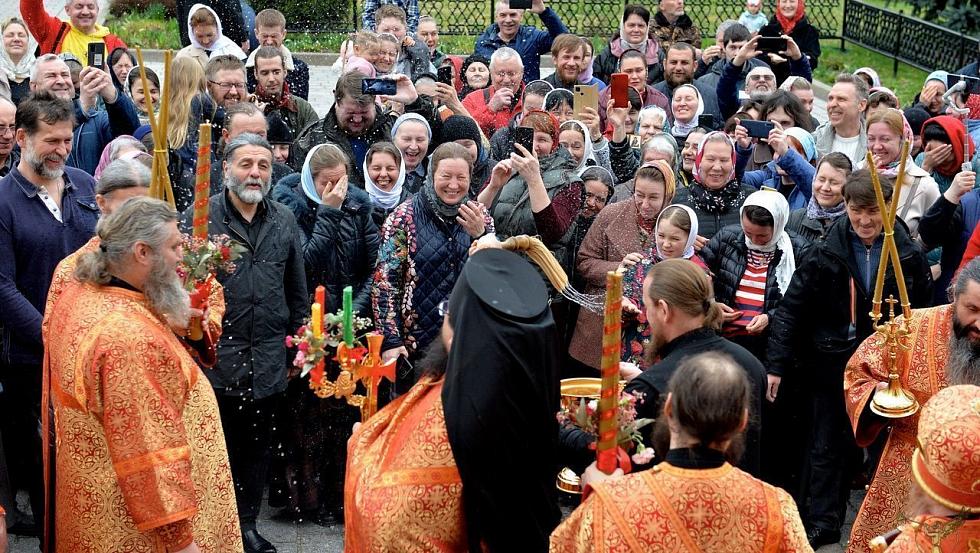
[740,190,796,294]
[362,148,407,209]
[655,204,699,260]
[186,3,244,59]
[0,21,36,82]
[560,120,596,175]
[300,144,349,205]
[670,84,704,139]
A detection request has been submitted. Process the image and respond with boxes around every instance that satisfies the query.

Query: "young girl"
[374,34,400,76]
[621,204,706,364]
[164,56,213,212]
[337,31,379,77]
[176,3,246,68]
[363,142,409,228]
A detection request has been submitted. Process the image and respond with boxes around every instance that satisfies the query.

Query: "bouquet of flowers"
[176,234,245,339]
[286,310,373,384]
[557,391,656,465]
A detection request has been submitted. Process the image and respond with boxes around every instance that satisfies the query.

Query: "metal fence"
[841,0,980,74]
[282,0,846,39]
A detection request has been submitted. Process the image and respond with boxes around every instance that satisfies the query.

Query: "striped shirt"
[725,250,774,336]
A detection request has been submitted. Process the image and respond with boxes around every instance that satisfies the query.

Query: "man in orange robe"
[870,385,980,552]
[42,198,242,552]
[844,257,980,553]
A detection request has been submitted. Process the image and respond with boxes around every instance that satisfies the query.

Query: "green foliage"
[108,0,175,18]
[814,40,928,103]
[250,0,356,32]
[105,5,181,50]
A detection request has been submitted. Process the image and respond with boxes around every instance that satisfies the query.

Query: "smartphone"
[698,114,715,129]
[573,84,599,119]
[361,78,397,95]
[514,126,535,156]
[610,73,629,109]
[947,74,980,95]
[87,42,105,69]
[756,36,787,54]
[509,0,532,8]
[742,120,775,139]
[437,65,454,86]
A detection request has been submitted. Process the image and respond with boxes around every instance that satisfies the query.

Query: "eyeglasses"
[209,80,247,91]
[438,299,449,317]
[493,70,519,80]
[0,125,14,136]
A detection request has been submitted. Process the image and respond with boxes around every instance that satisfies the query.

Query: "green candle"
[343,286,354,346]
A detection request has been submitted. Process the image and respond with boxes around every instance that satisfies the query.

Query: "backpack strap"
[38,22,70,57]
[899,175,922,222]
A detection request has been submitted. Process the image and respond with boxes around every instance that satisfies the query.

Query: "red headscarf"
[922,115,977,176]
[776,0,806,34]
[443,55,465,94]
[520,110,561,153]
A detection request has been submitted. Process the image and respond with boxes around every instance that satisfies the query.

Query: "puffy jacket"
[373,193,493,356]
[592,36,663,87]
[673,181,757,239]
[473,8,570,82]
[785,207,844,243]
[69,96,141,175]
[767,216,932,385]
[180,191,308,399]
[737,146,815,210]
[758,17,821,83]
[272,174,379,317]
[701,224,810,324]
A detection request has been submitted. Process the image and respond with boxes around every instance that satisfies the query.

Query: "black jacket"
[181,190,308,399]
[673,182,758,239]
[701,224,810,321]
[785,207,843,243]
[758,17,821,84]
[625,327,767,477]
[767,216,932,384]
[272,174,380,317]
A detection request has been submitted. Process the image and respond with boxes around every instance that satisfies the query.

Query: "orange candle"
[192,123,212,240]
[596,270,623,474]
[315,285,325,310]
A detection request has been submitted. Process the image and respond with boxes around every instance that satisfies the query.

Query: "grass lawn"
[814,39,929,102]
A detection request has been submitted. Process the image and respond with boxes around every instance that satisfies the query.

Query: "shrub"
[109,0,176,18]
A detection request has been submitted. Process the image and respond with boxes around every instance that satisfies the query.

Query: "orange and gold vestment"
[882,516,980,552]
[344,377,468,552]
[549,462,812,553]
[844,305,952,553]
[43,281,242,552]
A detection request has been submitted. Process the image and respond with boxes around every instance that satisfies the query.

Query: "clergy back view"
[346,248,562,552]
[43,198,242,552]
[551,350,812,552]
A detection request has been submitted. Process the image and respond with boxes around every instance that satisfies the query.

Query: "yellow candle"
[312,303,323,338]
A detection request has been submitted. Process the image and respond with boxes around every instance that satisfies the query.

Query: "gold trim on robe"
[549,462,812,552]
[883,516,980,552]
[844,305,951,553]
[344,377,468,552]
[44,281,242,552]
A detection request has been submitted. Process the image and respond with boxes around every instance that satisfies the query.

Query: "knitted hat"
[911,385,980,513]
[266,113,293,145]
[903,105,932,136]
[441,115,482,146]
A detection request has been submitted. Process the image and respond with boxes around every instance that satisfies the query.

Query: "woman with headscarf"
[0,17,35,105]
[373,143,495,391]
[363,141,411,228]
[675,131,757,239]
[544,88,575,124]
[591,4,663,86]
[270,143,379,524]
[866,108,941,238]
[569,161,676,370]
[392,112,432,194]
[701,189,807,362]
[736,124,817,210]
[758,0,821,84]
[786,152,853,242]
[92,135,150,181]
[670,84,704,141]
[914,71,949,118]
[349,246,561,552]
[917,115,980,192]
[458,54,490,99]
[854,67,881,89]
[439,114,493,194]
[175,3,247,68]
[577,38,606,89]
[558,120,613,177]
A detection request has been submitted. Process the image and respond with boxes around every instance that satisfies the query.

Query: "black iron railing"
[841,0,979,74]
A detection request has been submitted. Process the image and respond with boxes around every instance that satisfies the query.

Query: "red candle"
[192,123,212,241]
[315,285,325,310]
[596,270,623,474]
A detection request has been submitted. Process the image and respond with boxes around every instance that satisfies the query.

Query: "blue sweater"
[0,166,99,365]
[473,8,569,82]
[736,146,815,210]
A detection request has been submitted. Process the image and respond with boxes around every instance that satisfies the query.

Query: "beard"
[748,89,773,101]
[225,171,270,204]
[25,146,66,180]
[948,316,980,385]
[643,327,668,367]
[144,252,191,330]
[666,71,691,88]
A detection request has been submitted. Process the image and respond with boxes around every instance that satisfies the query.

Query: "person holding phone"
[757,0,820,84]
[717,34,810,120]
[19,0,128,63]
[473,0,570,82]
[461,47,526,137]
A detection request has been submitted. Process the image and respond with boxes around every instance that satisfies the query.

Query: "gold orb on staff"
[135,48,177,208]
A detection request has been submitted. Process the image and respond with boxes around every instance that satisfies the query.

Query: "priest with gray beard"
[842,257,980,553]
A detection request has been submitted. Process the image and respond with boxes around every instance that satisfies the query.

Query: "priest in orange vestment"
[42,198,242,553]
[550,350,811,553]
[345,248,562,552]
[844,258,980,553]
[871,385,980,552]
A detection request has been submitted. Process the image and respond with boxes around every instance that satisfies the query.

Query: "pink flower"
[295,350,306,364]
[632,447,656,465]
[285,335,294,348]
[298,341,310,353]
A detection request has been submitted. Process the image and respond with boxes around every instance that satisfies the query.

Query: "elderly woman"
[374,143,494,389]
[92,135,151,180]
[1,18,34,105]
[591,4,663,86]
[569,161,675,370]
[545,88,575,124]
[701,189,807,361]
[786,152,853,242]
[866,108,941,238]
[559,120,613,177]
[610,133,678,201]
[458,54,490,99]
[670,84,704,141]
[270,143,379,524]
[392,113,432,194]
[675,131,757,239]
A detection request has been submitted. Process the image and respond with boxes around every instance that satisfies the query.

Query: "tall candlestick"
[342,286,354,347]
[596,270,623,474]
[192,122,211,240]
[315,285,326,310]
[312,303,323,338]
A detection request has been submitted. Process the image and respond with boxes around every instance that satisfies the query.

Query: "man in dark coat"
[181,133,307,553]
[654,42,722,123]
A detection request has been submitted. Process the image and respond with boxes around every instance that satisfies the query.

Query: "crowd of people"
[0,0,980,551]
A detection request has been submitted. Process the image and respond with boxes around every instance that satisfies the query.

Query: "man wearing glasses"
[0,97,15,177]
[206,54,249,110]
[461,47,528,137]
